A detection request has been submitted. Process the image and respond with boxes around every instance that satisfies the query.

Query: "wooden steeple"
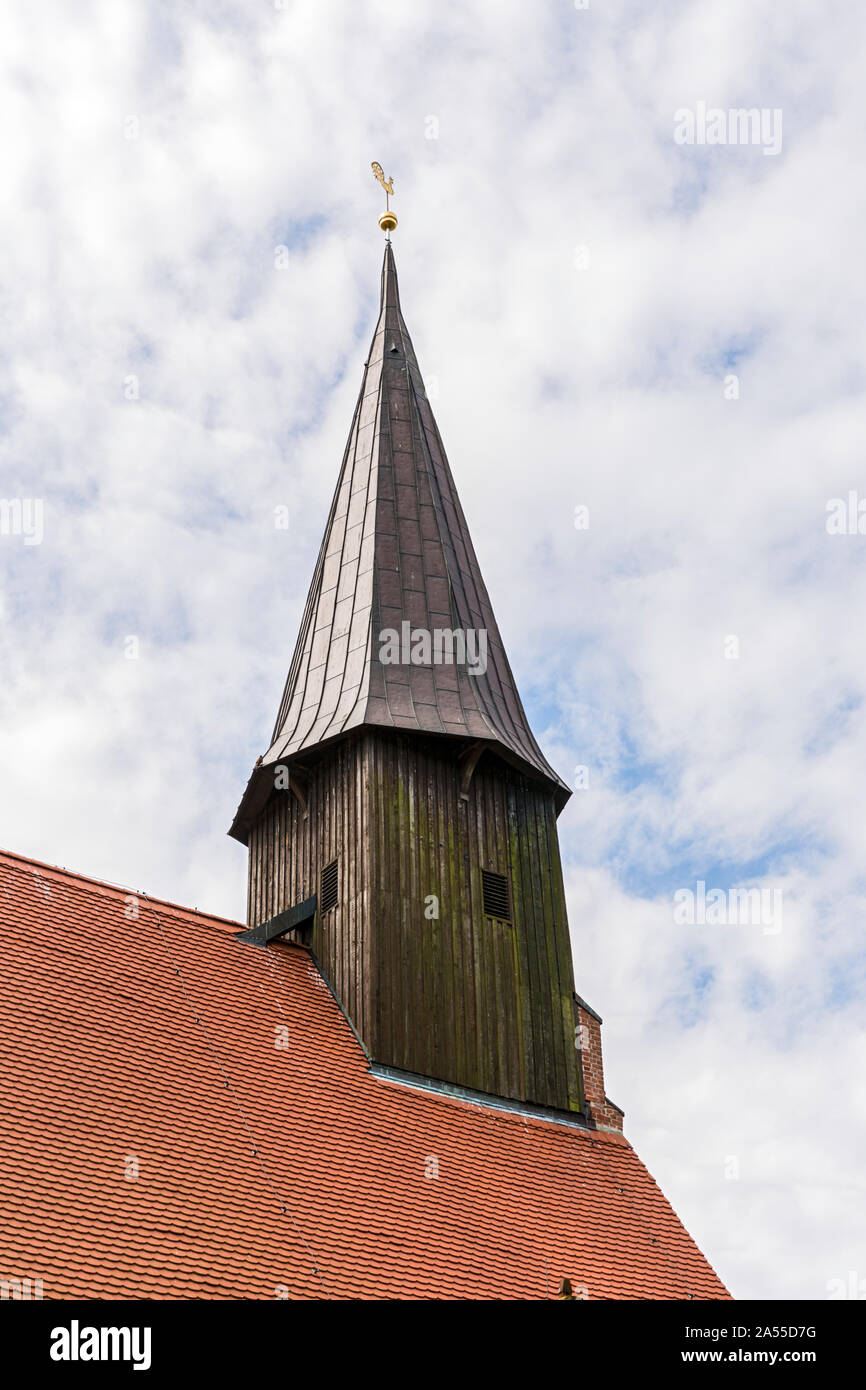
[231,241,585,1115]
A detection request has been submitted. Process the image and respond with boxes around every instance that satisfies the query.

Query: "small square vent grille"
[482,869,511,922]
[320,858,339,914]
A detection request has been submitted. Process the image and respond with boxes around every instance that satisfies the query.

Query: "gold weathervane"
[371,161,397,237]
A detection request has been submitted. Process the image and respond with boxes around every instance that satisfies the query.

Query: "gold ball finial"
[378,210,398,234]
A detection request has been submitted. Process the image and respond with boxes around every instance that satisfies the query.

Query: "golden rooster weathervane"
[371,161,397,238]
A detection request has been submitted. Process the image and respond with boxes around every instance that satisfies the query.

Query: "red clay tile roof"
[0,849,729,1300]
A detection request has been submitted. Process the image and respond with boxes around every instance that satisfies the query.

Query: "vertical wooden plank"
[543,793,583,1111]
[490,768,516,1097]
[504,771,531,1101]
[529,782,566,1108]
[373,733,390,1063]
[515,774,553,1104]
[423,739,441,1080]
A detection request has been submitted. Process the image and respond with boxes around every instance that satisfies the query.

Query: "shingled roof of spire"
[0,849,730,1301]
[231,246,569,841]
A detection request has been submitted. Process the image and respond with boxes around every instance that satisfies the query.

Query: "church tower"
[230,227,593,1118]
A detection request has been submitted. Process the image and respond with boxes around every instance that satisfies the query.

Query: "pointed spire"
[230,246,569,841]
[380,241,401,313]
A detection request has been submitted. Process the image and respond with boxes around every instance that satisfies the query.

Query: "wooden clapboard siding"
[246,736,372,1046]
[364,730,582,1113]
[247,728,582,1113]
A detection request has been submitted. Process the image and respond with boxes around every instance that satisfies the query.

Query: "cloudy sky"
[1,0,864,1301]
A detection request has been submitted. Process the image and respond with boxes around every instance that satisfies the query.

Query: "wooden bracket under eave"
[289,775,309,819]
[457,741,485,801]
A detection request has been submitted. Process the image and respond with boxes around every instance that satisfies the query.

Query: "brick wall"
[574,995,624,1134]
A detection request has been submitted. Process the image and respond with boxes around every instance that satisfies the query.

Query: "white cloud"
[0,0,863,1299]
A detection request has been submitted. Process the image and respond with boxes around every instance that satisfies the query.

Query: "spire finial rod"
[371,161,397,240]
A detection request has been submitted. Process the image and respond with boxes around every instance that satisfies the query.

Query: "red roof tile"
[0,849,729,1300]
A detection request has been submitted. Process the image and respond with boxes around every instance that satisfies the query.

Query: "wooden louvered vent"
[482,870,511,922]
[320,858,339,914]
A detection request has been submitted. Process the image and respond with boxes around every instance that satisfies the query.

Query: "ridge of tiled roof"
[0,846,240,936]
[0,850,730,1300]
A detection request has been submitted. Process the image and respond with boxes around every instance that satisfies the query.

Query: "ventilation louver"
[482,869,511,922]
[320,858,339,914]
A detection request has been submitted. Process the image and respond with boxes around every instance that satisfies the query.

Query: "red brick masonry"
[574,994,626,1134]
